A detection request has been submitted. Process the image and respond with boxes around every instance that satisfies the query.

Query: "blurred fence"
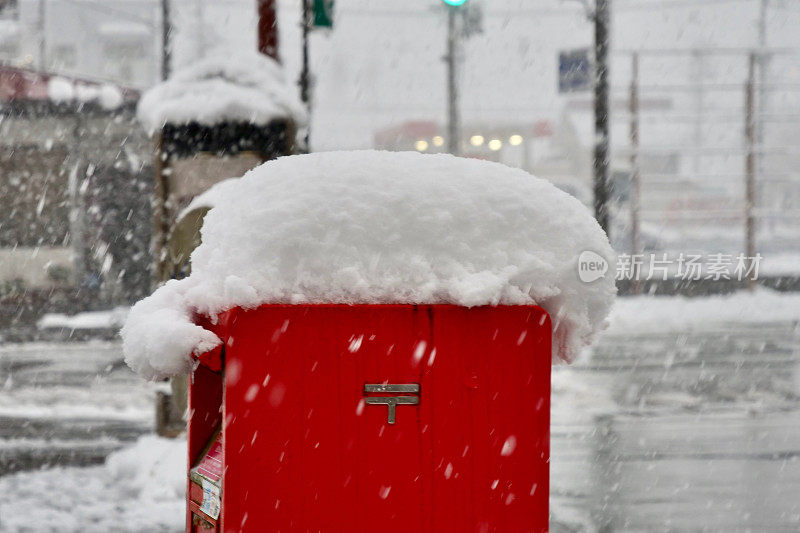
[610,47,800,280]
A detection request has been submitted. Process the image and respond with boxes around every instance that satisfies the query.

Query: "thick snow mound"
[105,435,186,504]
[37,306,129,330]
[137,49,306,133]
[0,435,186,532]
[123,151,615,379]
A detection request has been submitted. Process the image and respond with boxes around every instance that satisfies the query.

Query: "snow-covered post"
[137,51,306,285]
[136,51,306,435]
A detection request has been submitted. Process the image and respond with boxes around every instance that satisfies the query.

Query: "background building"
[0,0,159,87]
[0,66,153,331]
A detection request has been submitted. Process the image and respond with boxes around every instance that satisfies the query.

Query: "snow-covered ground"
[0,342,168,531]
[606,288,800,334]
[0,341,156,422]
[0,436,185,532]
[760,252,800,277]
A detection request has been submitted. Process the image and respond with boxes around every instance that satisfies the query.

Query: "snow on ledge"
[123,151,616,380]
[37,307,129,331]
[136,49,307,133]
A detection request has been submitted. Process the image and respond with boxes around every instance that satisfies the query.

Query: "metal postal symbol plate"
[363,384,420,424]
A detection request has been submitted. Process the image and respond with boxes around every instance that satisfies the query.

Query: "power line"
[611,83,800,91]
[53,0,800,25]
[257,0,761,18]
[615,47,800,56]
[56,0,800,25]
[615,0,751,10]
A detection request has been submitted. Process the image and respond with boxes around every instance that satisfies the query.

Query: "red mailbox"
[187,304,551,532]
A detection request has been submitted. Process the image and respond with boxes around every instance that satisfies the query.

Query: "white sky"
[170,0,800,150]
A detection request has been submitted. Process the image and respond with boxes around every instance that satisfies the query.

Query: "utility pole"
[161,0,171,81]
[593,0,611,238]
[629,52,641,294]
[258,0,280,62]
[745,52,757,291]
[299,0,312,149]
[691,49,704,175]
[757,0,768,231]
[445,6,461,156]
[757,0,768,140]
[38,0,46,69]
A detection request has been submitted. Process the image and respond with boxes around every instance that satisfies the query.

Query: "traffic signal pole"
[445,6,461,156]
[593,0,611,237]
[299,0,312,149]
[300,1,311,105]
[160,0,170,81]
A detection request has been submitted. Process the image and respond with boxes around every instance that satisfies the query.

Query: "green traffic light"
[442,0,467,6]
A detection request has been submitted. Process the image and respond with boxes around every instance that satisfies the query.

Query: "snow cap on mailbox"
[122,150,616,380]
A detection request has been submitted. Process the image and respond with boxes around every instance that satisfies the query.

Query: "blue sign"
[558,48,592,93]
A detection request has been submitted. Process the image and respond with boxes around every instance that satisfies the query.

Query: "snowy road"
[0,321,799,531]
[0,342,155,475]
[551,322,800,531]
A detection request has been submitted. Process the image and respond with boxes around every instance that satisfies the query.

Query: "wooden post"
[153,132,184,437]
[629,52,642,294]
[745,52,757,291]
[152,133,168,287]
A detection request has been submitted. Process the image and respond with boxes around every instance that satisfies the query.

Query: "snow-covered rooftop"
[136,49,307,133]
[122,150,616,380]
